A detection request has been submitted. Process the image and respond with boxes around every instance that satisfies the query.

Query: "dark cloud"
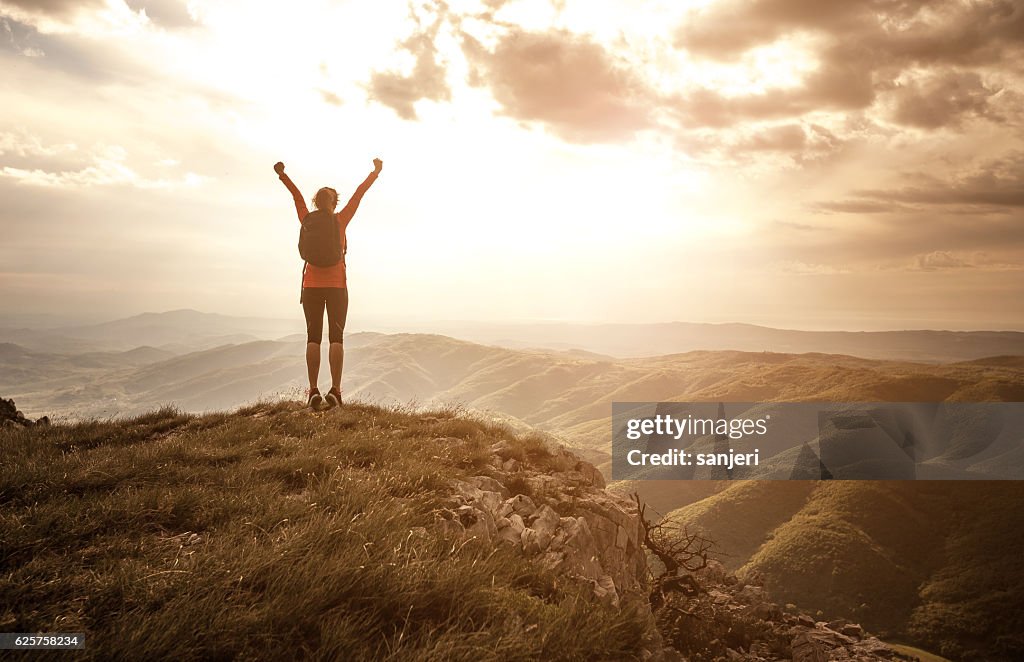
[460,28,653,143]
[813,200,902,215]
[677,121,844,165]
[912,250,974,271]
[124,0,197,29]
[675,1,869,59]
[677,0,1023,65]
[0,16,153,83]
[672,0,1023,130]
[367,6,450,120]
[767,208,1024,271]
[1,0,104,16]
[1,15,42,56]
[889,71,1002,128]
[851,153,1024,208]
[815,153,1024,226]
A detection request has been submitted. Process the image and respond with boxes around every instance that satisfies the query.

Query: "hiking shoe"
[307,388,323,410]
[324,387,342,409]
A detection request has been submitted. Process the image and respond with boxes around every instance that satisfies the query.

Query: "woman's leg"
[301,289,328,391]
[325,288,349,393]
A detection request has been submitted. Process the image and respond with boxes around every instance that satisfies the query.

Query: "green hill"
[667,480,1024,660]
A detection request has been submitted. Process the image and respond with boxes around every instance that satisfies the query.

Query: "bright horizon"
[2,0,1023,331]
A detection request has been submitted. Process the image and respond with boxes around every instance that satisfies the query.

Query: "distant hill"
[4,310,1024,361]
[437,321,1024,363]
[6,332,1022,443]
[665,481,1024,660]
[0,309,298,353]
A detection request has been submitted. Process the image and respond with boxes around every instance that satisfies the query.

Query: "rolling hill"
[3,326,1022,660]
[664,480,1024,660]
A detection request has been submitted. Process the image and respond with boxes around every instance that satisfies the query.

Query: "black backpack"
[298,209,343,268]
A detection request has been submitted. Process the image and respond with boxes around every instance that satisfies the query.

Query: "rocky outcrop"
[672,561,907,661]
[438,441,646,609]
[436,437,906,661]
[1,398,49,428]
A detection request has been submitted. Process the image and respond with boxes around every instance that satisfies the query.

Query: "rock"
[434,511,464,539]
[737,584,766,603]
[696,558,728,584]
[791,632,830,662]
[502,458,521,472]
[521,528,544,554]
[708,588,731,605]
[522,505,560,553]
[797,614,817,628]
[593,575,619,606]
[469,475,510,499]
[477,490,504,515]
[0,398,47,427]
[839,623,863,639]
[855,637,894,657]
[524,474,560,495]
[491,440,516,459]
[746,601,783,622]
[495,517,522,546]
[575,460,606,488]
[457,505,495,543]
[506,494,537,517]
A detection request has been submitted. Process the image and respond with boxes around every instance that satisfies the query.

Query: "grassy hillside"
[0,402,649,661]
[668,481,1024,661]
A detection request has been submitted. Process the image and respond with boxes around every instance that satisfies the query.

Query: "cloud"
[0,0,104,17]
[909,250,1023,272]
[888,71,1003,129]
[0,137,204,189]
[671,0,1023,130]
[124,0,197,29]
[367,5,451,120]
[0,129,77,158]
[677,0,1024,65]
[318,89,343,106]
[0,15,152,83]
[460,27,654,142]
[836,152,1024,210]
[813,200,903,215]
[912,250,973,270]
[773,260,851,275]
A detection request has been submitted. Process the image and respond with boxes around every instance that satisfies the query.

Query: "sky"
[1,0,1022,331]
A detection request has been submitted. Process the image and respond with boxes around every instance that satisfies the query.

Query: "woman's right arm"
[275,162,308,220]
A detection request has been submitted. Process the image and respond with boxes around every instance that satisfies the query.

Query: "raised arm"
[339,158,383,221]
[274,161,308,220]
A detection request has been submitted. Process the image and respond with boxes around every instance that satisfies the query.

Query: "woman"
[275,157,383,409]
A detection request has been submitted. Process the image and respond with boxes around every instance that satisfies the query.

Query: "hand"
[373,158,383,174]
[274,162,285,175]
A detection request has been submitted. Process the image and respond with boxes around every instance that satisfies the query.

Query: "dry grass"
[0,401,648,661]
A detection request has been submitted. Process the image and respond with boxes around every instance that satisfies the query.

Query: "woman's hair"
[312,187,338,212]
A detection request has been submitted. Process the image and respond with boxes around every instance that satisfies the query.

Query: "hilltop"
[1,400,914,661]
[1,400,653,660]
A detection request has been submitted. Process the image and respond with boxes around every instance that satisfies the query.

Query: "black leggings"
[301,287,348,344]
